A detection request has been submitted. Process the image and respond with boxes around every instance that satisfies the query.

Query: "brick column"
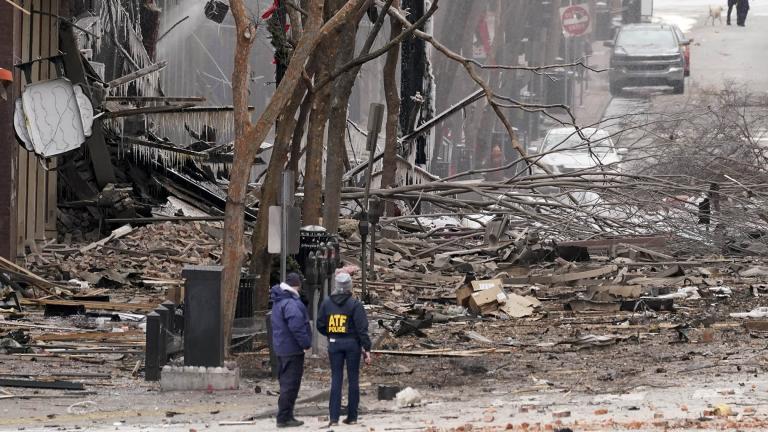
[0,5,19,260]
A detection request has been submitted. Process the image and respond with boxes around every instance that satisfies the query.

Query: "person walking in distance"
[737,0,751,26]
[727,0,738,25]
[317,272,372,426]
[270,272,312,428]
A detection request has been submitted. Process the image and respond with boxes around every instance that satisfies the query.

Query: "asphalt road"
[686,7,768,92]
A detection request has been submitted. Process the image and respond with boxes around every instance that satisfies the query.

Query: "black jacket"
[316,293,372,352]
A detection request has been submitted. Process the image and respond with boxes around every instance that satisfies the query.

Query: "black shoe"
[342,418,358,425]
[277,419,304,428]
[327,421,339,427]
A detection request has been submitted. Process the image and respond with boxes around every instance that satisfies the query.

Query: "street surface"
[601,0,768,157]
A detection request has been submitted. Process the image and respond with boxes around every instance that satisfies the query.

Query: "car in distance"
[529,127,622,175]
[605,23,688,95]
[671,24,692,77]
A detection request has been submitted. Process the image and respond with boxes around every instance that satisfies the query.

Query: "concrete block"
[160,363,240,392]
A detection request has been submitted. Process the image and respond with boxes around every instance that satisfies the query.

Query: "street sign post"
[267,171,300,282]
[560,4,592,38]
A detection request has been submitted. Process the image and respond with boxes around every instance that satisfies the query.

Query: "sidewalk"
[571,39,614,127]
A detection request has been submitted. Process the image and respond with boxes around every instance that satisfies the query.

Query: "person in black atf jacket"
[316,272,372,426]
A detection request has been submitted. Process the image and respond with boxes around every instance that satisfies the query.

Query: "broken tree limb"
[156,15,189,44]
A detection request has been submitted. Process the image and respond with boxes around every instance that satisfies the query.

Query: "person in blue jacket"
[270,272,312,428]
[316,272,372,426]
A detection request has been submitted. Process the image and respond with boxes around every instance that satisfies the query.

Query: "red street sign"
[560,4,592,38]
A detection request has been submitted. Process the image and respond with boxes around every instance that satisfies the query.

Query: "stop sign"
[560,4,592,38]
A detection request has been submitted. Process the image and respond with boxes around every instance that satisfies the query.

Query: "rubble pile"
[25,221,223,290]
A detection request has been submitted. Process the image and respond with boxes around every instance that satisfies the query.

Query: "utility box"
[182,265,224,367]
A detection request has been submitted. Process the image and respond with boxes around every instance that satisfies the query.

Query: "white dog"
[709,5,724,25]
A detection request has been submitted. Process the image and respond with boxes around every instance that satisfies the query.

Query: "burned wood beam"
[402,89,484,143]
[105,96,206,103]
[106,216,225,224]
[106,61,168,88]
[20,299,157,312]
[116,137,210,159]
[105,103,197,118]
[0,379,85,391]
[60,23,116,187]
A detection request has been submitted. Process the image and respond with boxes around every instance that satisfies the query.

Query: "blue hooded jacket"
[270,283,312,356]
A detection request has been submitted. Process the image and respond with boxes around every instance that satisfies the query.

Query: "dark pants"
[328,338,362,422]
[727,0,737,24]
[277,354,304,423]
[737,0,750,26]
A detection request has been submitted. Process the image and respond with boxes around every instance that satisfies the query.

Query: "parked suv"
[606,24,688,95]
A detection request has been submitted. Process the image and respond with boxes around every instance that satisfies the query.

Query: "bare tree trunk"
[249,84,309,309]
[381,3,403,215]
[224,0,366,352]
[288,93,312,187]
[302,52,334,226]
[323,2,360,234]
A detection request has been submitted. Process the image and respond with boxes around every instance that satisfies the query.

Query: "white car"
[530,127,623,174]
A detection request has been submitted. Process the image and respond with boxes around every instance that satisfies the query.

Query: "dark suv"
[606,24,688,95]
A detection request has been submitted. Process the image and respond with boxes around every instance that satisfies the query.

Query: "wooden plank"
[372,348,511,357]
[79,224,133,253]
[558,236,668,249]
[21,299,157,312]
[0,320,79,331]
[35,331,145,342]
[503,265,618,285]
[0,378,85,391]
[744,321,768,332]
[620,243,674,261]
[549,265,618,284]
[0,254,73,296]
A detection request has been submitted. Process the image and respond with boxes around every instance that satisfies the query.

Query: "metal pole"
[361,104,385,301]
[360,229,367,298]
[369,226,376,280]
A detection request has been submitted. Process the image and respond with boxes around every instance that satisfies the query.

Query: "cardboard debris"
[469,284,504,315]
[587,285,645,301]
[501,293,541,318]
